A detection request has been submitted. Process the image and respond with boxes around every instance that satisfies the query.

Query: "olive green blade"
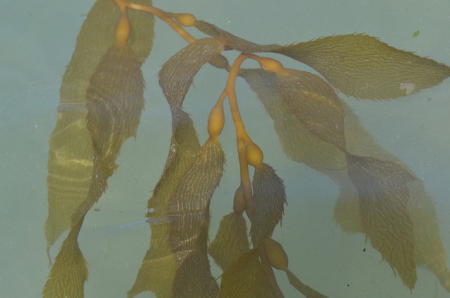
[276,69,346,151]
[250,163,286,246]
[220,248,274,298]
[209,212,250,271]
[347,154,417,289]
[159,38,224,112]
[129,111,200,298]
[45,0,154,253]
[273,34,450,99]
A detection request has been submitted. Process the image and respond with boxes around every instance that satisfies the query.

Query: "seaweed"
[43,1,450,297]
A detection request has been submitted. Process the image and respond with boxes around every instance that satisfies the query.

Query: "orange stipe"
[223,54,255,218]
[218,53,286,218]
[115,0,196,44]
[237,139,253,219]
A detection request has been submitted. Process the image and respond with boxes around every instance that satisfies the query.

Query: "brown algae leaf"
[274,34,450,99]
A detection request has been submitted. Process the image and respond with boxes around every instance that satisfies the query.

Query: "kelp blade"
[250,163,286,246]
[273,34,450,99]
[209,212,250,271]
[46,40,146,298]
[159,38,224,112]
[238,68,346,171]
[220,248,274,298]
[347,154,417,289]
[71,42,145,225]
[43,220,87,298]
[45,0,154,252]
[129,111,200,298]
[341,103,450,291]
[167,137,225,297]
[126,134,226,298]
[240,68,450,291]
[195,25,450,99]
[44,0,153,296]
[131,34,219,295]
[276,69,346,151]
[407,180,450,292]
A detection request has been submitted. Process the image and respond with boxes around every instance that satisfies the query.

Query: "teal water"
[1,0,449,297]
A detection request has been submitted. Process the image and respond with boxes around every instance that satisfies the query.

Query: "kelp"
[250,163,286,246]
[45,0,154,256]
[43,0,450,297]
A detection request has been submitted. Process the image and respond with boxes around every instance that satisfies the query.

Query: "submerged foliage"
[43,0,450,297]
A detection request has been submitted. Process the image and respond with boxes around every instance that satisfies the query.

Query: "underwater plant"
[42,0,450,297]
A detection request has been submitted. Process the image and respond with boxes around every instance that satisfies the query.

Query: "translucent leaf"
[45,0,154,253]
[273,34,450,99]
[148,110,201,213]
[250,163,286,246]
[166,137,225,252]
[347,154,417,289]
[209,212,250,271]
[240,68,450,291]
[159,38,224,111]
[341,103,450,291]
[239,68,346,170]
[45,39,147,297]
[165,137,225,297]
[128,251,177,298]
[43,221,87,298]
[408,181,450,292]
[276,69,346,151]
[87,44,145,170]
[219,248,274,298]
[45,105,94,257]
[172,249,220,298]
[129,111,200,298]
[71,42,145,224]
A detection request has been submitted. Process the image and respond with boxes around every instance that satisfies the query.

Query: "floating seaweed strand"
[43,0,450,297]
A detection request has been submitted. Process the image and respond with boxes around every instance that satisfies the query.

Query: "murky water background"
[1,0,449,297]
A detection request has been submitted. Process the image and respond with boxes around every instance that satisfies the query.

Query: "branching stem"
[114,0,196,43]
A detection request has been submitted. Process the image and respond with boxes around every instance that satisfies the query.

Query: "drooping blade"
[42,219,87,298]
[347,154,418,289]
[71,42,146,225]
[219,248,274,298]
[167,137,225,298]
[45,0,154,253]
[129,111,201,298]
[239,68,346,171]
[240,67,450,291]
[250,163,286,246]
[159,38,224,112]
[209,212,250,271]
[276,69,346,151]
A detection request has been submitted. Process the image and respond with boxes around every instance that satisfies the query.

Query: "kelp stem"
[116,0,196,43]
[225,53,255,217]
